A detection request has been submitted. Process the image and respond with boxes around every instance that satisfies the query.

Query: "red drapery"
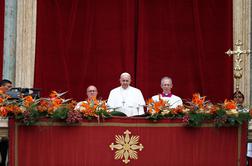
[35,0,233,102]
[9,118,247,166]
[136,0,233,101]
[35,0,137,99]
[0,0,4,78]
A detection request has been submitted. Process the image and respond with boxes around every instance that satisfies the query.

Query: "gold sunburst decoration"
[109,130,144,164]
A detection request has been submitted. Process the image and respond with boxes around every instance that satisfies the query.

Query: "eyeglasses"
[87,90,97,93]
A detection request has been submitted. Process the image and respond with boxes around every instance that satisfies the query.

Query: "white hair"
[120,72,131,79]
[161,76,172,85]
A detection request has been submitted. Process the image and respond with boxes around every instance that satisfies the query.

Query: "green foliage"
[147,108,251,127]
[164,112,184,119]
[96,109,111,118]
[98,109,112,118]
[146,113,164,122]
[110,111,127,117]
[187,113,210,127]
[51,106,69,119]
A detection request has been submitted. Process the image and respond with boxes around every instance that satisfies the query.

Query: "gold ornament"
[109,130,144,164]
[226,40,251,90]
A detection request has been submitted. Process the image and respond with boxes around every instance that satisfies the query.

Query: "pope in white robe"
[107,72,145,117]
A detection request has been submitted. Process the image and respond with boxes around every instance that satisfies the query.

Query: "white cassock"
[247,143,252,158]
[152,94,183,108]
[107,86,145,117]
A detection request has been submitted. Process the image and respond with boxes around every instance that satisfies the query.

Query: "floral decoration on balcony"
[74,97,111,121]
[0,91,110,125]
[146,93,252,127]
[0,91,251,127]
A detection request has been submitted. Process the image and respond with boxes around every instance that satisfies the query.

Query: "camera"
[6,88,41,99]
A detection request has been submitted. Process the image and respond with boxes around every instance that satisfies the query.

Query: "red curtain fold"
[0,0,4,78]
[35,0,137,100]
[35,0,233,102]
[136,0,233,102]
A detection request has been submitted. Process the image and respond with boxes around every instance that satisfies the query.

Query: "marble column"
[15,0,37,88]
[233,0,251,106]
[1,0,17,139]
[3,0,17,83]
[1,0,37,138]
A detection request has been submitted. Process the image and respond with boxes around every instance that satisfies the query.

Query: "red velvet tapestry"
[0,0,4,78]
[34,0,233,102]
[9,118,247,166]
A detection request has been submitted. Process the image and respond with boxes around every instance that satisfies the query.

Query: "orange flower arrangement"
[78,101,98,117]
[0,93,19,117]
[76,98,109,119]
[23,96,34,107]
[0,107,8,117]
[37,99,50,113]
[170,105,184,115]
[49,90,58,99]
[208,105,218,114]
[224,99,237,110]
[146,93,251,127]
[223,99,238,117]
[0,97,4,103]
[9,105,23,114]
[0,90,250,127]
[192,93,206,108]
[0,90,110,125]
[146,97,168,114]
[46,91,68,114]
